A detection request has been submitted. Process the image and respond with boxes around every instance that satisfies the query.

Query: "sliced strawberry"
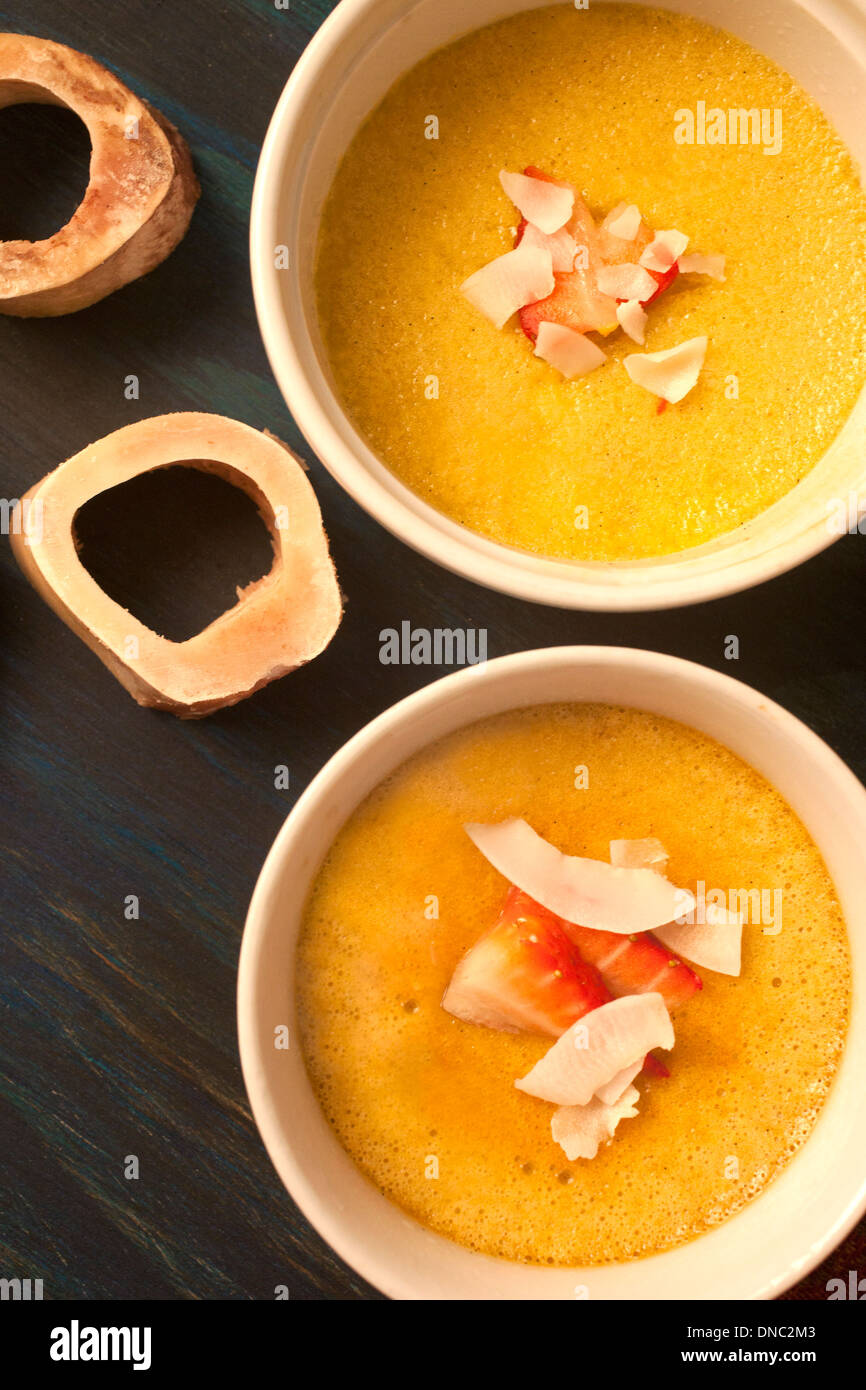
[442,885,612,1037]
[519,265,618,341]
[559,920,702,1011]
[523,164,563,185]
[515,216,581,274]
[595,217,679,304]
[595,216,652,268]
[518,172,618,340]
[592,212,679,302]
[644,261,679,304]
[515,166,678,340]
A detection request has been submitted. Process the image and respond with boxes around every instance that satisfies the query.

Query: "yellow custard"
[297,704,849,1266]
[315,4,866,561]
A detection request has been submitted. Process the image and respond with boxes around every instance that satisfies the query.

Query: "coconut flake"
[596,262,658,303]
[609,837,669,873]
[639,228,690,273]
[601,202,643,241]
[655,905,743,976]
[624,335,707,404]
[519,221,578,273]
[678,252,726,281]
[515,993,674,1107]
[499,169,574,235]
[595,1058,643,1107]
[464,818,694,933]
[615,298,647,344]
[551,1085,640,1161]
[534,322,607,379]
[460,243,555,328]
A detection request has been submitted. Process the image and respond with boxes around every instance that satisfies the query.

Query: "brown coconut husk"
[0,32,199,315]
[11,413,343,716]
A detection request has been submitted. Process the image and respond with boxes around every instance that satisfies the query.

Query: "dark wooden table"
[1,0,863,1301]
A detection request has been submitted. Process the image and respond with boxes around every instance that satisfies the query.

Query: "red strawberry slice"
[559,920,702,1011]
[518,264,617,341]
[442,885,612,1037]
[515,166,678,340]
[517,169,618,340]
[587,194,679,303]
[643,261,679,304]
[643,1051,670,1079]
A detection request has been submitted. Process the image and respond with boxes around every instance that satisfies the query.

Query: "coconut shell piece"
[0,32,199,316]
[11,413,343,716]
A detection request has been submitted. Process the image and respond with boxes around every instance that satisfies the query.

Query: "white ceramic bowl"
[238,646,866,1299]
[251,0,866,612]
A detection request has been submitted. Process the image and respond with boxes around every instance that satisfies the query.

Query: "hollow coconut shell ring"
[10,413,344,716]
[0,32,199,316]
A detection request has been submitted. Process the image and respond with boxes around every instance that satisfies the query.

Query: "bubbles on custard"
[296,701,849,1266]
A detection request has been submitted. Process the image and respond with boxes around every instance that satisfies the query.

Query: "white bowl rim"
[250,0,866,613]
[238,645,866,1299]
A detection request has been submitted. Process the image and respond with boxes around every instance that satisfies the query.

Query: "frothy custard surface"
[315,4,866,561]
[297,704,849,1267]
